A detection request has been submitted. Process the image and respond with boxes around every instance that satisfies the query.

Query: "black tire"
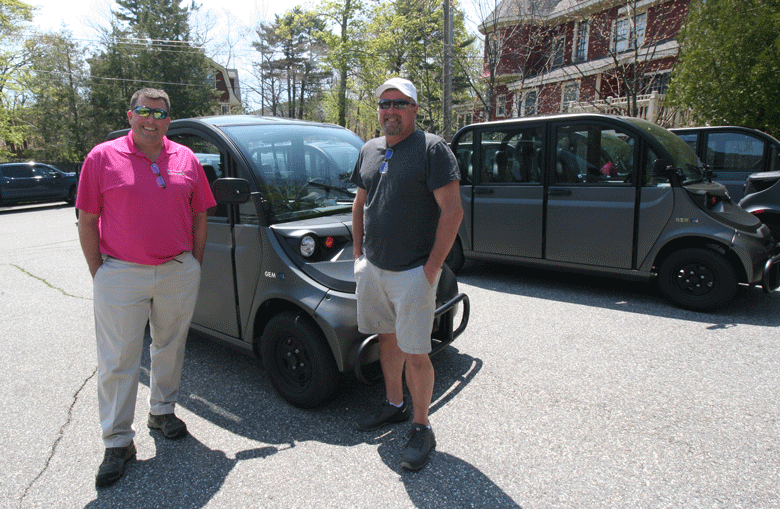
[66,185,77,206]
[444,236,465,274]
[261,312,338,408]
[657,248,738,311]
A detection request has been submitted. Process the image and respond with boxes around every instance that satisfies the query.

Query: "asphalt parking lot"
[2,204,779,508]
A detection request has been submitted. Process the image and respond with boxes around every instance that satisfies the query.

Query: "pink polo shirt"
[76,132,217,265]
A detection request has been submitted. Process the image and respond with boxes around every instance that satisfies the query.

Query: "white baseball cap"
[375,77,418,104]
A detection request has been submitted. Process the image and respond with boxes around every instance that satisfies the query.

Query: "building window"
[561,83,579,112]
[552,33,566,68]
[615,12,646,53]
[574,20,589,62]
[497,94,507,117]
[642,72,670,94]
[521,90,538,116]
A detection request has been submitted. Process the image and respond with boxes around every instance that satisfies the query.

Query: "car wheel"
[444,237,465,274]
[657,248,737,311]
[67,185,77,205]
[261,312,338,408]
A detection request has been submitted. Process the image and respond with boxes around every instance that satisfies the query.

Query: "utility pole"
[443,0,453,141]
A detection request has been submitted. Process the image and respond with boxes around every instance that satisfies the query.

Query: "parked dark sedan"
[0,162,78,206]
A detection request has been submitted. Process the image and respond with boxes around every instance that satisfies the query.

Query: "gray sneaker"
[356,399,410,431]
[147,412,188,439]
[401,424,436,471]
[95,442,136,488]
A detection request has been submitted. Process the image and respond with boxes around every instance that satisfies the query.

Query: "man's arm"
[424,180,463,285]
[352,187,367,260]
[78,211,103,278]
[192,211,208,265]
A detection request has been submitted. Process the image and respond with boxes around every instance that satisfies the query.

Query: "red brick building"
[470,0,690,126]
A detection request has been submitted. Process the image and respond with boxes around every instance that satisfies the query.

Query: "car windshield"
[626,118,705,184]
[222,123,364,223]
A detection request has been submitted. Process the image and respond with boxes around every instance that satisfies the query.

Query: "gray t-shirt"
[350,130,461,271]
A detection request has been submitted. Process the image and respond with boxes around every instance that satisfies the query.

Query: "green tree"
[252,8,329,120]
[317,0,366,127]
[0,0,34,158]
[88,0,218,141]
[667,0,780,136]
[364,0,472,134]
[22,31,91,161]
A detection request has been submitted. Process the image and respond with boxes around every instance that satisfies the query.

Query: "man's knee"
[405,352,432,371]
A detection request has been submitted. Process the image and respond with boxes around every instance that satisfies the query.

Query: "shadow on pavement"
[83,330,518,508]
[457,259,780,327]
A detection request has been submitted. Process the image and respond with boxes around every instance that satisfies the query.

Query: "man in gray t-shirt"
[350,77,462,471]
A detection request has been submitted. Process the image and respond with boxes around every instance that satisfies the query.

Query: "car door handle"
[474,188,494,194]
[548,188,572,196]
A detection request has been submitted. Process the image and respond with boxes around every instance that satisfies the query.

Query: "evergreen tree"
[88,0,218,141]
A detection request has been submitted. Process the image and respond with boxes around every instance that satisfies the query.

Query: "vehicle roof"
[173,115,347,131]
[455,112,656,130]
[670,125,780,144]
[107,115,356,142]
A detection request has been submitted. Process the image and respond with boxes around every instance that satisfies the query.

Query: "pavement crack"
[11,264,90,300]
[18,367,97,508]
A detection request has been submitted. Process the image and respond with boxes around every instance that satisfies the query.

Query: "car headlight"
[300,234,317,258]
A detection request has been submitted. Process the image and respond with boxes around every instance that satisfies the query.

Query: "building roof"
[480,0,560,32]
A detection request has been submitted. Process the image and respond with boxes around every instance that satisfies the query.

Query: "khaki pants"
[93,252,201,448]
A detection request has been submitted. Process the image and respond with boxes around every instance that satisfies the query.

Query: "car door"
[2,165,37,202]
[168,129,243,339]
[545,121,639,269]
[32,164,62,199]
[468,125,545,259]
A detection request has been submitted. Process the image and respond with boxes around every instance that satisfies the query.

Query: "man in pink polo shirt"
[76,88,216,488]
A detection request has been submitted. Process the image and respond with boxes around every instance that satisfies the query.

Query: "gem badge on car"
[264,271,285,281]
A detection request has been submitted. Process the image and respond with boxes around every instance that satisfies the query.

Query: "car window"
[676,133,698,153]
[222,124,362,224]
[554,125,636,185]
[478,127,543,184]
[771,143,780,173]
[705,132,765,171]
[3,165,33,178]
[31,165,54,178]
[168,133,229,219]
[453,130,474,184]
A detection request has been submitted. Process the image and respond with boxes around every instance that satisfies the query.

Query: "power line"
[20,67,217,89]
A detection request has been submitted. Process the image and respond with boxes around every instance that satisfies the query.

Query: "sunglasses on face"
[378,99,416,110]
[132,106,170,119]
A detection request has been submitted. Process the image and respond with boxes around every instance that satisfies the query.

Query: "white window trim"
[561,82,580,112]
[521,90,538,117]
[613,10,647,53]
[573,19,589,62]
[497,94,507,117]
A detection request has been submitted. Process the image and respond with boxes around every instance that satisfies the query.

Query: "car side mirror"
[212,178,252,204]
